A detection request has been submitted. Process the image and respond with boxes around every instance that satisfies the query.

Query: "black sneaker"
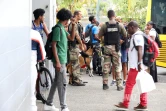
[103,84,109,90]
[36,93,46,104]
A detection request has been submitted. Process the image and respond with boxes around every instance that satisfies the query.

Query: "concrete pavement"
[37,67,166,111]
[157,67,166,83]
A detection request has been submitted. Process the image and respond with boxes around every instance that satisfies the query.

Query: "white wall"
[32,0,56,76]
[0,0,32,111]
[32,0,56,43]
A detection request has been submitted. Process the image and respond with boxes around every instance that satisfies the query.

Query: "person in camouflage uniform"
[99,10,127,91]
[67,10,85,86]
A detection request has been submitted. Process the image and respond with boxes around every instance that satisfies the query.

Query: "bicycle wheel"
[38,67,53,103]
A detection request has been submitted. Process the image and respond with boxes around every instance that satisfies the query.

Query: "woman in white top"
[145,23,158,82]
[146,21,157,40]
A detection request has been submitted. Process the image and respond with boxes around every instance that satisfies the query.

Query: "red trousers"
[123,68,147,107]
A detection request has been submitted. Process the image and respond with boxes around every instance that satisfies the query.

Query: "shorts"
[121,49,127,63]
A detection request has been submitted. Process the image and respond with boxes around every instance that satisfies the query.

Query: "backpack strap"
[32,21,36,30]
[132,33,148,51]
[131,34,141,51]
[51,25,62,44]
[89,25,95,44]
[52,25,62,34]
[132,38,138,51]
[89,25,94,32]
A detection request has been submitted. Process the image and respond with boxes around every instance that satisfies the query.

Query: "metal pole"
[96,0,100,22]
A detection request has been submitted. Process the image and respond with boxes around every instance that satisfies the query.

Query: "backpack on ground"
[84,25,94,45]
[133,33,159,67]
[45,25,61,60]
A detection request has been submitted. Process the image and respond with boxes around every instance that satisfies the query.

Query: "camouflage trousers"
[102,45,122,86]
[68,45,81,83]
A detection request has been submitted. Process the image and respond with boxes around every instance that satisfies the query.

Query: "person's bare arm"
[94,34,100,42]
[67,24,76,41]
[43,22,49,37]
[52,41,61,72]
[67,18,76,41]
[98,24,106,39]
[137,46,143,72]
[75,33,84,51]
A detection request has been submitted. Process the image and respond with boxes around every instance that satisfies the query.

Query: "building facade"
[0,0,56,110]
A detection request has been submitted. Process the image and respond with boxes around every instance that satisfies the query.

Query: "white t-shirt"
[128,30,146,70]
[149,28,157,40]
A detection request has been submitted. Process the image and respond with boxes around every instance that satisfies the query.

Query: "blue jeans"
[121,49,127,63]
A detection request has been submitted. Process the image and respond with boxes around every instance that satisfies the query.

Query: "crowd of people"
[31,7,160,111]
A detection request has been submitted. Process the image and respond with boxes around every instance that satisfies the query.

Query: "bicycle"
[36,60,53,104]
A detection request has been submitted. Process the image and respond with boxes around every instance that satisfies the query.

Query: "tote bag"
[136,70,156,93]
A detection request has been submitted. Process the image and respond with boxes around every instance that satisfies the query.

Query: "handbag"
[136,70,156,93]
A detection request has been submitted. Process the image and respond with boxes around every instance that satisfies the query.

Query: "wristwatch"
[137,62,142,65]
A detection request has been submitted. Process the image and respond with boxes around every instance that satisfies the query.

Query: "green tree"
[111,0,148,30]
[56,0,97,15]
[99,1,110,15]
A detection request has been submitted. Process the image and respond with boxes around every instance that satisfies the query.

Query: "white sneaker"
[62,107,70,111]
[44,104,59,111]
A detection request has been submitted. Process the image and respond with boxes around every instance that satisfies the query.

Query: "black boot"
[117,86,124,91]
[103,84,109,90]
[72,80,86,86]
[116,79,123,91]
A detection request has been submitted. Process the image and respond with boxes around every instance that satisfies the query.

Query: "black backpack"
[45,25,61,60]
[155,33,162,48]
[132,33,159,67]
[151,28,162,48]
[121,37,130,50]
[84,25,94,45]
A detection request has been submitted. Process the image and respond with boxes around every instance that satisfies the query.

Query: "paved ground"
[37,67,166,111]
[157,67,166,83]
